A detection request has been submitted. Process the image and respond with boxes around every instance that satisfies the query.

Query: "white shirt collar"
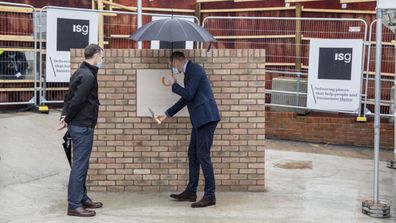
[183,60,189,73]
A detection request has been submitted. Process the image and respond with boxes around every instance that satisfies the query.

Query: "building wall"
[266,112,394,149]
[70,49,266,192]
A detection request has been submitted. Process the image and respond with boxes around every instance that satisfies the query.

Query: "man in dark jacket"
[57,44,104,217]
[156,51,221,208]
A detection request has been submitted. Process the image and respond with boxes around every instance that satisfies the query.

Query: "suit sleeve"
[64,73,95,123]
[171,66,202,101]
[166,97,186,117]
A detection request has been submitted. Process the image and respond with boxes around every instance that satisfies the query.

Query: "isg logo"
[318,47,353,80]
[334,52,352,64]
[57,18,90,51]
[73,24,89,36]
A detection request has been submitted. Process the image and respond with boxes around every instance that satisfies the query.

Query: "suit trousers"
[185,121,218,199]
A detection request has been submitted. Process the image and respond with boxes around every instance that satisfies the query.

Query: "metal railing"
[363,19,396,118]
[1,4,395,118]
[203,16,369,116]
[36,6,199,105]
[0,1,37,106]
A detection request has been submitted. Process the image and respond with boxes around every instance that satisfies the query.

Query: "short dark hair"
[84,44,103,59]
[169,51,186,62]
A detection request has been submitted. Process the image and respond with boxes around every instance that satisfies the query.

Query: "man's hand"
[155,113,167,125]
[162,74,177,86]
[56,117,68,130]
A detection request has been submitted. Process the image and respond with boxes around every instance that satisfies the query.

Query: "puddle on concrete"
[274,160,313,169]
[45,200,65,214]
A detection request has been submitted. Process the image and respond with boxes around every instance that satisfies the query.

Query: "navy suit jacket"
[166,61,221,128]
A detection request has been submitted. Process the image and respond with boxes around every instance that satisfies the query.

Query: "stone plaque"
[137,69,189,117]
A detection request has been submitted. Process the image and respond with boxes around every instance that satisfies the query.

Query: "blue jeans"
[67,125,94,209]
[185,121,218,199]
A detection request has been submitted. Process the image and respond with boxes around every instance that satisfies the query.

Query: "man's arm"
[57,93,69,130]
[64,73,95,123]
[166,97,186,117]
[61,93,69,118]
[155,97,186,124]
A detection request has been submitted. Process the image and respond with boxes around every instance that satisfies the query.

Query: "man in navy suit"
[156,51,221,208]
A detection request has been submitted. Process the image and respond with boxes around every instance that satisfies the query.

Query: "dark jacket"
[62,61,100,128]
[166,61,220,128]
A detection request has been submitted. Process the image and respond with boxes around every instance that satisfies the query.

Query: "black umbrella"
[130,18,216,49]
[62,131,72,167]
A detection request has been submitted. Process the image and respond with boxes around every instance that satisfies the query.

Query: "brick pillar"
[70,49,266,192]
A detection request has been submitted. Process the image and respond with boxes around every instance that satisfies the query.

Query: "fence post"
[362,7,391,219]
[295,3,302,71]
[388,34,396,169]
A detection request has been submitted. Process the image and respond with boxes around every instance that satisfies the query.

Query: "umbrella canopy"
[130,18,216,43]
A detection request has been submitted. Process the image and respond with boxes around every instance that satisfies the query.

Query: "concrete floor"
[0,111,396,223]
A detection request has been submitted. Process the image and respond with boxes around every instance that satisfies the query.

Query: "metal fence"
[363,19,396,118]
[203,16,369,115]
[103,11,199,49]
[36,6,199,105]
[1,3,395,117]
[0,2,37,106]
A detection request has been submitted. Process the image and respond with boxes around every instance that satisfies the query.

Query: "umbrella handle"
[207,42,212,52]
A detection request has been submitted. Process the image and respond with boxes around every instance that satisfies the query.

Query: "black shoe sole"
[170,196,197,202]
[170,193,197,202]
[82,205,103,209]
[67,212,96,217]
[191,202,216,208]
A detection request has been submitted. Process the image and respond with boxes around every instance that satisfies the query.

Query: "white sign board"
[378,0,396,9]
[307,39,363,113]
[46,8,98,82]
[137,69,189,117]
[150,16,194,50]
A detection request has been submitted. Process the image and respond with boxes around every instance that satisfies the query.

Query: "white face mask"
[171,67,180,74]
[96,55,103,69]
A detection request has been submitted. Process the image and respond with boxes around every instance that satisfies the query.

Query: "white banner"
[378,0,396,9]
[46,8,98,82]
[307,39,363,113]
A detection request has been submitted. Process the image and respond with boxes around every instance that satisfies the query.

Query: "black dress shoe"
[170,191,197,202]
[191,197,216,208]
[67,207,96,217]
[82,200,103,209]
